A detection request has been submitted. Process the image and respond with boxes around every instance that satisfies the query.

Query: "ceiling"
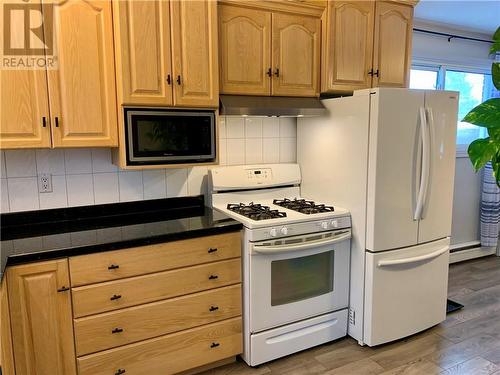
[414,1,500,36]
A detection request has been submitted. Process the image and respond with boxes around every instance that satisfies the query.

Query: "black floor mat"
[447,299,464,314]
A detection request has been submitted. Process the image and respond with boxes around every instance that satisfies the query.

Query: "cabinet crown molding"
[219,0,326,17]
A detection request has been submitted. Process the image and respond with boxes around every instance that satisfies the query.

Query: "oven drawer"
[72,259,241,318]
[364,238,449,346]
[74,284,241,356]
[69,232,241,286]
[248,310,347,366]
[78,317,242,375]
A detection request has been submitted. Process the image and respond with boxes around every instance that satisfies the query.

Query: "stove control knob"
[331,220,339,228]
[280,227,289,236]
[320,221,329,230]
[269,228,278,237]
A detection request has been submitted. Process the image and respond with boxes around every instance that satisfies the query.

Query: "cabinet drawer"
[69,232,241,286]
[72,258,241,318]
[78,317,242,375]
[74,284,241,356]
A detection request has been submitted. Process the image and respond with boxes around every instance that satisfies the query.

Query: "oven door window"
[271,251,334,306]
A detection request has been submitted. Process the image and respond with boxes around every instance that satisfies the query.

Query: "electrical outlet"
[38,174,53,193]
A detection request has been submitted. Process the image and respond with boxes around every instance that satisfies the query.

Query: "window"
[410,65,499,155]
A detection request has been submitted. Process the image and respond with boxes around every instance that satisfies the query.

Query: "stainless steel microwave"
[124,108,216,165]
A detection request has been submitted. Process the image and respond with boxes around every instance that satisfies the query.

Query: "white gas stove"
[209,164,352,366]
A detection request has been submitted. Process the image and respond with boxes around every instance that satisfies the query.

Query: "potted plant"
[465,27,500,187]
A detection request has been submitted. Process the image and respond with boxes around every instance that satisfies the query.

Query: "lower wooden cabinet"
[0,231,242,375]
[6,259,77,375]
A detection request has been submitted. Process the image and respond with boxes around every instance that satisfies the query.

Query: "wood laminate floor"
[203,255,500,375]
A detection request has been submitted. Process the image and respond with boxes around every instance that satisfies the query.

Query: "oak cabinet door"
[219,5,271,96]
[114,0,173,106]
[0,69,51,149]
[372,1,413,88]
[323,1,375,92]
[7,259,76,375]
[46,0,118,147]
[171,0,218,107]
[272,13,321,97]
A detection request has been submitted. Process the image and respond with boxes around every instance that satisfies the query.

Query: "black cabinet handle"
[267,68,272,77]
[112,328,124,334]
[368,69,374,76]
[209,305,219,312]
[57,286,70,293]
[208,274,218,280]
[166,74,171,85]
[110,294,122,301]
[42,117,47,128]
[208,248,218,254]
[274,68,280,77]
[210,342,220,348]
[115,369,126,375]
[176,75,181,85]
[54,117,59,127]
[108,264,120,270]
[374,69,379,77]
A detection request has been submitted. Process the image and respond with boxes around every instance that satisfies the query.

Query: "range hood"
[219,95,327,117]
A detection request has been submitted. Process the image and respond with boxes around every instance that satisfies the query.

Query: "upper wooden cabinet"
[0,67,51,149]
[114,0,218,108]
[47,0,118,147]
[322,1,375,92]
[0,0,118,149]
[218,1,324,97]
[7,259,77,375]
[322,0,415,93]
[219,6,272,95]
[372,1,413,88]
[272,13,321,96]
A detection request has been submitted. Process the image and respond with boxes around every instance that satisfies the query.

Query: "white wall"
[412,21,493,247]
[0,116,297,213]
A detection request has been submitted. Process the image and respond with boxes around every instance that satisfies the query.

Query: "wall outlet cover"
[38,174,53,193]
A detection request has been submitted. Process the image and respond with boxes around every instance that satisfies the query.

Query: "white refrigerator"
[298,88,459,346]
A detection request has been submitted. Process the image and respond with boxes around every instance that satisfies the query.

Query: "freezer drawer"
[364,238,449,346]
[247,310,348,366]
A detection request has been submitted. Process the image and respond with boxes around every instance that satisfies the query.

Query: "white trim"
[449,246,497,264]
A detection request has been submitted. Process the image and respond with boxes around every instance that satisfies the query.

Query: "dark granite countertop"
[0,196,242,277]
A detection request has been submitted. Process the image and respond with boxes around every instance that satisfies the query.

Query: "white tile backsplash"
[119,171,144,202]
[143,170,167,200]
[93,172,119,204]
[5,150,37,177]
[66,174,94,207]
[65,149,92,174]
[0,116,296,213]
[39,175,67,210]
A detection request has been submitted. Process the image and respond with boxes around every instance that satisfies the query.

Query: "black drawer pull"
[110,294,122,301]
[108,264,120,270]
[209,305,219,312]
[208,248,218,254]
[57,286,70,293]
[166,74,171,85]
[54,116,60,127]
[112,328,124,334]
[42,117,47,128]
[176,75,181,85]
[210,342,220,348]
[115,369,126,375]
[208,274,218,280]
[274,68,280,77]
[267,67,272,77]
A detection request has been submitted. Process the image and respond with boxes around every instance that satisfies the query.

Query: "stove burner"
[227,202,287,221]
[273,198,335,214]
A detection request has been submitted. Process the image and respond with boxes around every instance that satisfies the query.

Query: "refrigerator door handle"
[421,107,434,219]
[414,107,430,220]
[377,246,448,267]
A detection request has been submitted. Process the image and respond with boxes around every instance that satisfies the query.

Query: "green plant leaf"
[493,62,500,91]
[488,127,500,141]
[492,151,500,187]
[468,138,497,172]
[490,41,500,55]
[494,26,500,42]
[462,98,500,128]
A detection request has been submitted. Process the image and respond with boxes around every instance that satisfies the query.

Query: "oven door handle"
[252,231,351,254]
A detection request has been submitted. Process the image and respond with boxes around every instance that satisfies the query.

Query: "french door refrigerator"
[298,88,458,346]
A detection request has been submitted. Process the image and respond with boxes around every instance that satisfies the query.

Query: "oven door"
[249,229,351,333]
